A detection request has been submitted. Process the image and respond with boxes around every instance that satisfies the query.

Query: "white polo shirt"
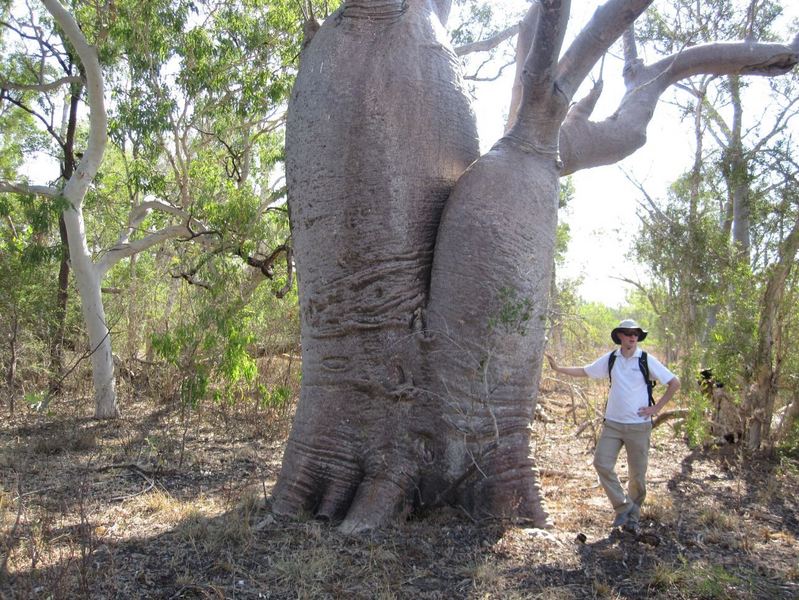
[583,348,676,424]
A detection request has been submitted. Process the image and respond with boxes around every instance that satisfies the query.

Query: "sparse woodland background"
[1,0,798,597]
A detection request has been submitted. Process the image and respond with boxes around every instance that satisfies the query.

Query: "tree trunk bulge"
[274,0,555,532]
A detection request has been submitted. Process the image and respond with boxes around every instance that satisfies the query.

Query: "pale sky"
[464,0,799,308]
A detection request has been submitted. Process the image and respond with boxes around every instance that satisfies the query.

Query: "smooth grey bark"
[274,0,799,532]
[274,0,480,532]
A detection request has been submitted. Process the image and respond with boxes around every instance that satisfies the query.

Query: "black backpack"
[607,351,656,406]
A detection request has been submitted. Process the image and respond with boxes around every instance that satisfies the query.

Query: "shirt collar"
[614,347,642,358]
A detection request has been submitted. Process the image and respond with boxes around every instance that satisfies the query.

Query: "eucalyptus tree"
[0,0,90,394]
[99,0,311,407]
[1,0,312,417]
[273,0,799,532]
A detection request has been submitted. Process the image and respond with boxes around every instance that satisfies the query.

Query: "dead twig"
[94,464,157,502]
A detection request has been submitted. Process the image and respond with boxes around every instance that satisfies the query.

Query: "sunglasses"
[618,330,640,337]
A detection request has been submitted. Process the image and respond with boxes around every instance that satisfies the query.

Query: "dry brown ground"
[1,378,798,599]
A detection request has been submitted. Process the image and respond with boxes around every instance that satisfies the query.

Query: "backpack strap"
[639,351,655,406]
[607,351,616,382]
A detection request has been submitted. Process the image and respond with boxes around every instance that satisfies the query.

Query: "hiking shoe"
[611,506,632,528]
[624,521,641,535]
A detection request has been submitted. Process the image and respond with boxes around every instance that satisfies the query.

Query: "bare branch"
[0,75,82,92]
[612,275,662,314]
[97,225,196,275]
[556,0,654,100]
[455,23,520,56]
[560,37,799,175]
[619,167,674,226]
[464,58,515,82]
[0,181,59,197]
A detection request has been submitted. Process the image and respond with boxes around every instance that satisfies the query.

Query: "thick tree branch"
[97,225,195,276]
[507,0,571,145]
[433,0,452,26]
[455,23,520,56]
[506,4,539,131]
[560,37,799,175]
[522,0,570,103]
[0,181,59,197]
[556,0,654,100]
[0,75,82,92]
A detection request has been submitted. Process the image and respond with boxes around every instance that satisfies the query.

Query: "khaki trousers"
[593,419,652,521]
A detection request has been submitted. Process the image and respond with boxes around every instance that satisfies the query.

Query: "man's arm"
[545,353,588,378]
[638,376,681,417]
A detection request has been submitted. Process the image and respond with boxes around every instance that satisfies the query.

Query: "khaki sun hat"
[611,319,648,344]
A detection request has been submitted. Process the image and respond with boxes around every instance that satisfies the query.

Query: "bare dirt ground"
[1,379,797,599]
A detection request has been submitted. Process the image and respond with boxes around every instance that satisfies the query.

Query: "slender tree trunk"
[61,205,119,418]
[49,215,71,396]
[744,215,799,450]
[727,76,751,260]
[49,82,81,396]
[6,306,18,416]
[42,0,115,418]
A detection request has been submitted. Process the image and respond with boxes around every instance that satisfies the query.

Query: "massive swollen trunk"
[275,0,556,531]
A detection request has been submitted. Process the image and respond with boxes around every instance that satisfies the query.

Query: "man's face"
[617,329,640,351]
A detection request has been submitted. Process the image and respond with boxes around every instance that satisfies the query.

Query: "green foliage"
[260,384,292,409]
[488,286,534,336]
[148,259,299,411]
[681,391,712,447]
[1,0,311,417]
[652,557,747,599]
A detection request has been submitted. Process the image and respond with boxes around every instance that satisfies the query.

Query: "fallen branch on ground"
[653,409,689,429]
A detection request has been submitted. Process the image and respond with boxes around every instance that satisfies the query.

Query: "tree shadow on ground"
[2,404,798,599]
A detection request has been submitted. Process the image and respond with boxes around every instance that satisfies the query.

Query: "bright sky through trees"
[465,0,799,307]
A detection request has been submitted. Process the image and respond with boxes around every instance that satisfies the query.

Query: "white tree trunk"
[42,0,116,417]
[62,208,119,417]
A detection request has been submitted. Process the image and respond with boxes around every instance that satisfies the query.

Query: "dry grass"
[1,380,798,599]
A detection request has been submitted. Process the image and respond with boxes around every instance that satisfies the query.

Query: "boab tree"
[273,0,799,533]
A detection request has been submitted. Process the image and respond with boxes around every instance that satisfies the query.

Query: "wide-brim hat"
[611,319,648,344]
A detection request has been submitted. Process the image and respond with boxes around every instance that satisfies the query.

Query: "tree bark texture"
[274,0,561,532]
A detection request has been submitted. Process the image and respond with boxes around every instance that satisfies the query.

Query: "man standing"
[546,319,680,534]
